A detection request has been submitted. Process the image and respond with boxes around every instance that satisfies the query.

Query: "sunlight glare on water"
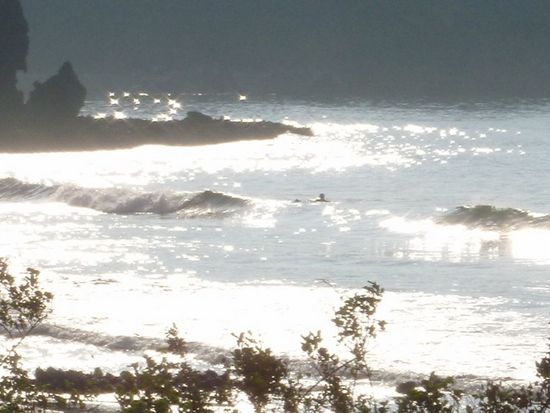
[0,114,521,188]
[509,229,550,264]
[1,98,550,390]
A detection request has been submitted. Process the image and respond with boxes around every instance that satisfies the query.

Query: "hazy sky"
[19,0,550,99]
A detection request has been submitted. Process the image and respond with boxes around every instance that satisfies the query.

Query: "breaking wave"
[0,177,248,217]
[437,205,550,230]
[0,177,57,200]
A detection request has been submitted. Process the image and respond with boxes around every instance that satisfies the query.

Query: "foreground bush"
[0,258,549,412]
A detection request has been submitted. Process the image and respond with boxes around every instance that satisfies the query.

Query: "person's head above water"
[313,193,328,202]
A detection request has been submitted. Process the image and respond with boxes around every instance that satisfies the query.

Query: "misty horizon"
[18,0,550,100]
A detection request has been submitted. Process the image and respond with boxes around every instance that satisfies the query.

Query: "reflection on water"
[380,213,550,265]
[1,98,534,187]
[510,229,550,264]
[0,98,549,386]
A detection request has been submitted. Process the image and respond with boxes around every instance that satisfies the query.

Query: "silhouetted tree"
[0,0,28,121]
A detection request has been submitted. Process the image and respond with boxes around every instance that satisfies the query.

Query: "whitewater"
[1,95,549,395]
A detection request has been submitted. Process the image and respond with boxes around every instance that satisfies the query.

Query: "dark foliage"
[395,373,461,413]
[0,0,28,121]
[0,259,53,339]
[114,326,232,413]
[232,333,291,412]
[0,259,52,412]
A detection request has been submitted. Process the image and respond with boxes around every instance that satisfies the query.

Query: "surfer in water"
[313,193,329,202]
[292,193,330,203]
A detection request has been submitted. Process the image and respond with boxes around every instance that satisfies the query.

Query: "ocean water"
[1,95,549,392]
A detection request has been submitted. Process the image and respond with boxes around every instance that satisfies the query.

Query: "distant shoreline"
[0,111,312,154]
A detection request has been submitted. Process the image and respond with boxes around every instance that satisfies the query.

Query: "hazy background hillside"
[19,0,550,100]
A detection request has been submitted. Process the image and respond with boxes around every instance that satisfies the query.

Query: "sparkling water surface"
[1,96,549,387]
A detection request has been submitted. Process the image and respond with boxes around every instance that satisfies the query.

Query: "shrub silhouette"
[1,258,550,413]
[0,258,52,412]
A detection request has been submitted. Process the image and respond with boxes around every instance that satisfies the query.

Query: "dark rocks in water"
[26,61,87,121]
[0,111,313,152]
[177,111,312,142]
[0,0,29,122]
[184,111,215,124]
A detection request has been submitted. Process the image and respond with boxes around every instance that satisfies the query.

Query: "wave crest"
[437,205,550,229]
[52,185,189,214]
[0,178,249,217]
[176,190,249,218]
[0,177,58,200]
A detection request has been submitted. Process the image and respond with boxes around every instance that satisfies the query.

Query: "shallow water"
[1,95,549,388]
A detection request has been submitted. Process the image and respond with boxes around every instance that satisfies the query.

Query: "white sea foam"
[0,177,250,216]
[380,205,550,263]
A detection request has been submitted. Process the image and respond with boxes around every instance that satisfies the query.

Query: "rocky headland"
[0,0,311,153]
[1,110,312,153]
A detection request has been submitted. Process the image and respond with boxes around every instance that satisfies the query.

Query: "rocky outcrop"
[0,0,85,125]
[26,62,87,121]
[0,111,313,153]
[0,0,313,152]
[0,0,29,122]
